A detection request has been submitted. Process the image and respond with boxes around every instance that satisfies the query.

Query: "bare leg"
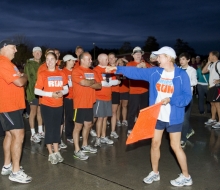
[101,117,107,137]
[53,143,59,153]
[10,129,24,173]
[121,100,128,121]
[117,101,122,122]
[211,102,217,120]
[47,144,53,154]
[151,129,164,173]
[3,131,12,165]
[111,104,119,132]
[96,117,103,138]
[73,122,83,152]
[29,105,37,130]
[170,132,189,177]
[37,106,43,127]
[82,121,92,147]
[215,102,220,122]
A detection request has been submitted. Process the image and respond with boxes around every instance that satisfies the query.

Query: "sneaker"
[37,132,45,139]
[73,150,89,160]
[94,137,101,147]
[127,130,132,137]
[186,129,195,139]
[9,170,32,183]
[30,133,41,143]
[181,141,186,148]
[212,122,220,129]
[143,171,160,184]
[170,173,193,187]
[48,153,58,164]
[205,119,216,125]
[110,131,119,139]
[117,121,121,127]
[90,129,97,137]
[122,120,128,126]
[67,139,74,143]
[54,152,64,162]
[59,140,67,149]
[81,145,97,154]
[107,120,110,125]
[100,136,114,145]
[23,113,29,119]
[1,165,23,176]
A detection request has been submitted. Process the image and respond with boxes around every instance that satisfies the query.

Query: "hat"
[150,53,157,59]
[33,47,42,52]
[131,46,144,55]
[63,54,77,62]
[152,46,176,59]
[0,39,17,49]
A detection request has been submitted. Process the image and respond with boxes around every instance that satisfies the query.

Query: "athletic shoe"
[205,119,216,125]
[37,132,45,139]
[1,165,23,176]
[48,153,58,164]
[80,136,83,139]
[181,141,186,148]
[54,152,64,162]
[110,131,119,139]
[143,171,160,184]
[94,137,101,147]
[170,173,193,187]
[116,121,121,127]
[59,140,67,149]
[30,133,41,143]
[122,120,128,126]
[9,170,32,184]
[107,120,110,125]
[186,129,195,139]
[90,129,97,137]
[73,150,89,160]
[212,122,220,129]
[100,137,114,145]
[23,113,29,119]
[81,145,97,154]
[67,139,74,143]
[127,130,132,137]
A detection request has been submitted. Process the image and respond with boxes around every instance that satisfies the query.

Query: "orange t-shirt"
[74,60,80,69]
[0,55,25,112]
[93,65,112,101]
[119,77,129,93]
[72,66,101,108]
[126,61,149,94]
[35,70,68,107]
[62,68,73,99]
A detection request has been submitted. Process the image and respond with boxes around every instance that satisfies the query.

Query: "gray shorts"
[93,100,112,117]
[29,98,39,106]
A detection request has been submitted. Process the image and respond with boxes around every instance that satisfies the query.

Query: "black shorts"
[207,86,220,102]
[29,98,39,106]
[112,92,120,105]
[0,109,24,131]
[73,108,93,124]
[120,92,129,100]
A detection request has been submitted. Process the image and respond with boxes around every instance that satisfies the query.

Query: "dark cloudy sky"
[0,0,219,54]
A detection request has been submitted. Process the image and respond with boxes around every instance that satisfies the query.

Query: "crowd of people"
[0,38,220,187]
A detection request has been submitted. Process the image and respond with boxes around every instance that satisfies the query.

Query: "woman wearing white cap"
[59,55,77,143]
[106,46,193,187]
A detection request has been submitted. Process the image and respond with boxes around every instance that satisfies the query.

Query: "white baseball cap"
[131,46,144,55]
[152,46,176,59]
[33,47,42,52]
[63,54,77,62]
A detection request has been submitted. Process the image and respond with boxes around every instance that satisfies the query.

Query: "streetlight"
[93,43,95,60]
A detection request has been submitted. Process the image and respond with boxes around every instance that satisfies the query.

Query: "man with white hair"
[24,47,44,143]
[0,39,32,183]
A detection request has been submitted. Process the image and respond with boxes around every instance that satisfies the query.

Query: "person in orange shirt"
[116,58,129,127]
[93,54,119,147]
[108,53,121,139]
[74,46,84,68]
[59,54,77,143]
[72,52,101,160]
[0,39,32,183]
[35,52,68,165]
[126,47,150,136]
[54,48,62,66]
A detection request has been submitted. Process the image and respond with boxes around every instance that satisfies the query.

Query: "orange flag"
[126,102,162,145]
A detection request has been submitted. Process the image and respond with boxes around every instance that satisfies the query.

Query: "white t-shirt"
[208,60,220,87]
[155,70,174,122]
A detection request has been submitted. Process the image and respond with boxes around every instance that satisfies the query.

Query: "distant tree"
[119,42,132,54]
[12,33,33,48]
[89,46,119,60]
[142,36,159,52]
[174,39,195,57]
[14,44,32,67]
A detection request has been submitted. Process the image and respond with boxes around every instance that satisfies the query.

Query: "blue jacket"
[116,66,192,125]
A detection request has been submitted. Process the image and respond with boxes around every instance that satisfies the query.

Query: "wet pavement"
[0,99,220,190]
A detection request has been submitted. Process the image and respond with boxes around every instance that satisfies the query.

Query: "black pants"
[128,91,149,130]
[41,105,63,144]
[64,98,74,139]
